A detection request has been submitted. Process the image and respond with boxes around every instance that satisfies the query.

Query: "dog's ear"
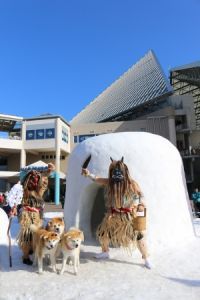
[121,156,124,163]
[47,221,52,228]
[64,231,72,239]
[110,157,113,162]
[58,217,64,223]
[67,235,71,239]
[41,234,48,241]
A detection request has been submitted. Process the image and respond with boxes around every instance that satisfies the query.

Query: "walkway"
[44,202,64,213]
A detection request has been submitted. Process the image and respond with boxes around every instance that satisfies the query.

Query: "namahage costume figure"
[17,163,55,265]
[82,157,151,269]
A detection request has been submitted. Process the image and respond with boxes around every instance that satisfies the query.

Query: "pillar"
[20,120,26,171]
[20,149,26,169]
[55,118,61,205]
[168,117,177,146]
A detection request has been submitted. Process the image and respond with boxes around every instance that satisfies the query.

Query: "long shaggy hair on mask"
[107,157,142,208]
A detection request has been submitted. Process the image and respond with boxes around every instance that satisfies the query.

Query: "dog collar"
[65,242,73,251]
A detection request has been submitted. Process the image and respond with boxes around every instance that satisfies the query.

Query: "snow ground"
[0,213,200,300]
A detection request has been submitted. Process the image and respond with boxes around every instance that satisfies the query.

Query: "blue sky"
[0,0,200,122]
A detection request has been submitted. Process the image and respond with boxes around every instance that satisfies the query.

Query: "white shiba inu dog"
[59,228,84,275]
[31,224,60,274]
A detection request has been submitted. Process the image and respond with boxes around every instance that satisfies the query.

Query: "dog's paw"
[144,259,152,269]
[38,271,43,275]
[67,257,72,265]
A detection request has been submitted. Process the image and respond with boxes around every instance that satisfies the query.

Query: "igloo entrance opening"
[90,186,106,238]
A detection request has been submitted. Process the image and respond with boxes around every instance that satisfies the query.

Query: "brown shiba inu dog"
[31,224,60,274]
[59,228,84,275]
[45,217,65,236]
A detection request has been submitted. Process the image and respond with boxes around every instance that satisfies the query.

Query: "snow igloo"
[64,132,194,252]
[0,208,9,269]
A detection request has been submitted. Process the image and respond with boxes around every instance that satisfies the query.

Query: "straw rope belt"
[23,206,41,213]
[110,207,133,214]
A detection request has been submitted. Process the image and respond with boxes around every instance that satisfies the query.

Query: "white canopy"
[22,160,66,179]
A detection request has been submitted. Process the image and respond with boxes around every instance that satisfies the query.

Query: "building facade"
[1,51,200,201]
[71,50,200,195]
[170,62,200,193]
[0,114,70,204]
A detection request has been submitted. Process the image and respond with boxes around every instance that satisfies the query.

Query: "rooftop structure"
[24,113,71,127]
[0,114,23,133]
[170,62,200,128]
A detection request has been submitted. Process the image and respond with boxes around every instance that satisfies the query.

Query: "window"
[79,134,95,143]
[36,129,45,139]
[74,136,78,143]
[62,128,68,143]
[26,130,35,140]
[45,128,55,139]
[26,128,55,140]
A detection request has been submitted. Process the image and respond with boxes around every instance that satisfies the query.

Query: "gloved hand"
[81,168,90,176]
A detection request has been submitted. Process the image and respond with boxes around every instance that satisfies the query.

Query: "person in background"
[0,192,17,217]
[0,193,4,206]
[191,188,200,217]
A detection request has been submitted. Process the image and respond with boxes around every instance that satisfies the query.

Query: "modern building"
[1,50,199,201]
[170,62,200,128]
[170,62,200,193]
[71,50,200,194]
[0,114,70,204]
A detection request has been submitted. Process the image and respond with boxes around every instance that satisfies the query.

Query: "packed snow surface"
[0,213,199,300]
[1,133,200,299]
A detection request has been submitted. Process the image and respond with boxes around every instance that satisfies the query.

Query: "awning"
[20,160,66,179]
[20,160,48,172]
[0,171,20,178]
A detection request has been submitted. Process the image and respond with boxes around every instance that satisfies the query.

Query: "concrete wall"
[0,138,22,150]
[70,110,175,150]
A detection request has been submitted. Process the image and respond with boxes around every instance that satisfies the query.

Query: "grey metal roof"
[71,50,172,124]
[24,114,70,127]
[170,61,200,72]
